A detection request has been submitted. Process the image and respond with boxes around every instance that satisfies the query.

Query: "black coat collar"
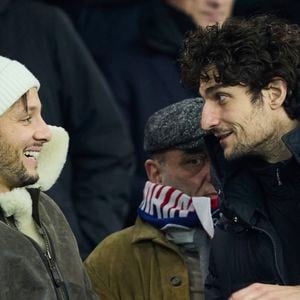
[282,126,300,163]
[204,127,300,227]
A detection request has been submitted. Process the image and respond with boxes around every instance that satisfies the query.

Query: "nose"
[201,102,221,131]
[198,161,217,194]
[202,161,212,183]
[34,117,52,143]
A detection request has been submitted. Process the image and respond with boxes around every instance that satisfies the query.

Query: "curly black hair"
[179,15,300,120]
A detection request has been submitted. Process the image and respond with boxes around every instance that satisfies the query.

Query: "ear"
[145,159,162,184]
[263,78,287,110]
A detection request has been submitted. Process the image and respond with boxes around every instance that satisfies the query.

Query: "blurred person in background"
[76,0,234,225]
[85,98,219,300]
[0,0,134,259]
[233,0,300,24]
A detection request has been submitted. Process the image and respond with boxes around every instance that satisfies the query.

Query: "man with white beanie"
[0,55,98,299]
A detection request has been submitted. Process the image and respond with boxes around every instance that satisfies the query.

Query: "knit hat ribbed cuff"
[0,57,40,116]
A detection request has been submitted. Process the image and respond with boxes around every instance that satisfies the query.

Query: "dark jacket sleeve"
[50,8,134,258]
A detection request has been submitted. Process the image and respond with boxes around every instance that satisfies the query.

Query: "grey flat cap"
[144,98,205,153]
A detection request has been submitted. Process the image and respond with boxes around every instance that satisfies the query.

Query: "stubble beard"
[0,143,39,190]
[224,130,275,161]
[223,106,277,161]
[224,121,280,162]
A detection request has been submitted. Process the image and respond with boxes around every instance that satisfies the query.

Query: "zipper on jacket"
[276,168,283,186]
[40,224,69,300]
[0,218,67,299]
[251,225,286,285]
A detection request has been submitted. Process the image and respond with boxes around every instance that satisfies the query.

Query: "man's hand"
[229,283,300,300]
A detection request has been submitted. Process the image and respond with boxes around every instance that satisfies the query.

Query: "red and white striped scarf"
[138,181,219,238]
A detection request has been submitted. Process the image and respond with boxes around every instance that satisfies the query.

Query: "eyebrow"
[201,83,229,97]
[27,105,41,113]
[181,152,207,160]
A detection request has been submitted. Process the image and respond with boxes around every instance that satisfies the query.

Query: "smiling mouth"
[24,151,40,160]
[216,132,233,142]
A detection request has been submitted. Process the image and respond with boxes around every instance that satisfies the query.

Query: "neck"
[265,140,292,163]
[264,118,298,163]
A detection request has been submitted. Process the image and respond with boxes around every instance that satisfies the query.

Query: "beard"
[0,141,39,190]
[223,118,279,161]
[220,103,279,161]
[224,131,274,161]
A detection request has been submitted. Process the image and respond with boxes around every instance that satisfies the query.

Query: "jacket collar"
[132,217,166,243]
[206,126,300,226]
[281,125,300,163]
[29,125,69,191]
[131,217,180,253]
[205,134,267,227]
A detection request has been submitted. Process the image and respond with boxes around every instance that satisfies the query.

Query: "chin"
[224,149,241,161]
[224,148,233,160]
[18,171,39,187]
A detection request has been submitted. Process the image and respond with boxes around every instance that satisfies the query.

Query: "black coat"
[78,0,197,222]
[204,129,300,299]
[0,0,134,258]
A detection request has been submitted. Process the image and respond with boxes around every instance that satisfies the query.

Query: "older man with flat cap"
[84,98,218,300]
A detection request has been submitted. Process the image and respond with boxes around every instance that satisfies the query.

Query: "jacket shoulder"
[37,191,76,244]
[84,226,136,296]
[86,225,135,264]
[39,192,68,219]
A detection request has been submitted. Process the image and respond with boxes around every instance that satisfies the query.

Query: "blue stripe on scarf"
[137,207,201,229]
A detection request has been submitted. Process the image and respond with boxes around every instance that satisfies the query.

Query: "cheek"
[0,126,25,145]
[162,172,187,190]
[220,107,239,124]
[236,111,271,145]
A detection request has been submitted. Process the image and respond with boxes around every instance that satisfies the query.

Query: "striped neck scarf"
[137,181,219,238]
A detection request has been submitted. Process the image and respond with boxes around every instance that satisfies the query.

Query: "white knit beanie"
[0,56,40,116]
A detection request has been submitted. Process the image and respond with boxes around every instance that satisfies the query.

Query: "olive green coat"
[84,218,190,300]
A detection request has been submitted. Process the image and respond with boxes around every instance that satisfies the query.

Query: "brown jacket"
[84,217,190,300]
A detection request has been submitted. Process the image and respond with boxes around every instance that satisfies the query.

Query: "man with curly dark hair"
[180,15,300,300]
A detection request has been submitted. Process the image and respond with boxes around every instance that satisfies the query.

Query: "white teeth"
[24,151,40,158]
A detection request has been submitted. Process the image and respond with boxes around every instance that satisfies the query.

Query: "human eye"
[185,155,206,167]
[188,158,202,165]
[22,115,32,124]
[215,93,229,105]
